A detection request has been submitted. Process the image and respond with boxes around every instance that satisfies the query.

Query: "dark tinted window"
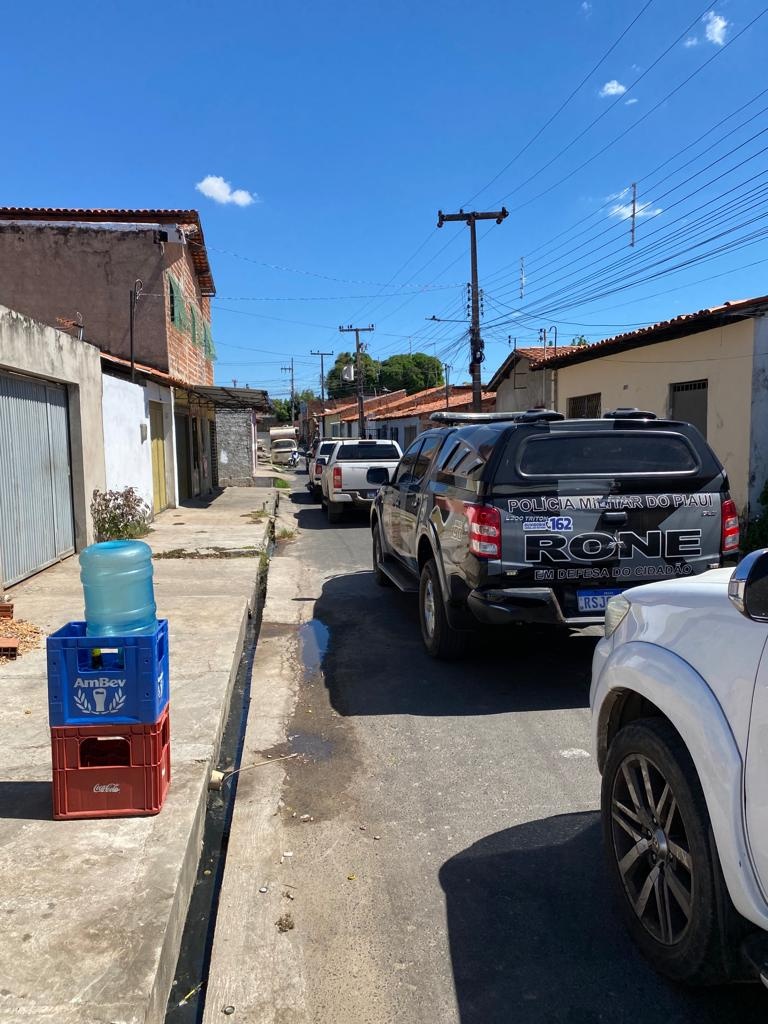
[511,432,700,478]
[394,439,423,485]
[412,434,443,482]
[318,442,336,456]
[336,442,400,461]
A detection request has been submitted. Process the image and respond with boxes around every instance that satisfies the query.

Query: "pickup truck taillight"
[465,503,501,559]
[721,498,740,554]
[332,466,342,489]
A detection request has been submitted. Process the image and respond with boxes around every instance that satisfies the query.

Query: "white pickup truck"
[321,439,402,523]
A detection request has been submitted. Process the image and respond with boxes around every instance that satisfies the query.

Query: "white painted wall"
[101,373,153,510]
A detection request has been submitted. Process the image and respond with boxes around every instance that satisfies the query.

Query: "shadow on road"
[439,811,766,1024]
[314,567,594,716]
[293,498,372,532]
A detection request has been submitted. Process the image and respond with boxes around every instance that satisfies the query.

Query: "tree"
[573,334,589,347]
[379,352,444,395]
[272,388,316,423]
[325,351,381,400]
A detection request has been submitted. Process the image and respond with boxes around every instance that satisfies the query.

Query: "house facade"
[0,305,106,587]
[0,207,218,512]
[369,385,495,446]
[533,298,768,516]
[490,345,582,412]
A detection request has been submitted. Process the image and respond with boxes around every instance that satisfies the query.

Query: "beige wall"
[495,357,552,412]
[553,320,755,511]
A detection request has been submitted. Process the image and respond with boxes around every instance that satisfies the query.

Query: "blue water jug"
[79,541,157,636]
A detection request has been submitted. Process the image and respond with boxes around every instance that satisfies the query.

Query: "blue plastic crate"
[47,620,169,727]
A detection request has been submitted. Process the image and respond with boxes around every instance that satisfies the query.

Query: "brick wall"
[164,245,214,386]
[215,409,254,486]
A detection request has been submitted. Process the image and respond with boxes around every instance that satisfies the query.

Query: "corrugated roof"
[532,295,768,370]
[0,207,215,296]
[487,345,583,390]
[370,388,494,421]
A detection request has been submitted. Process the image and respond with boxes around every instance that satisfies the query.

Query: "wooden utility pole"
[281,357,295,424]
[443,363,451,409]
[338,324,374,437]
[437,207,508,411]
[310,348,333,437]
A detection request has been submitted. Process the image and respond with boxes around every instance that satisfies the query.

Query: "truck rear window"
[336,442,400,461]
[512,432,700,478]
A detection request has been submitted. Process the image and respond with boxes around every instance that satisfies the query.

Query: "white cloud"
[625,97,639,105]
[704,10,728,45]
[683,36,699,47]
[581,1,592,13]
[609,201,663,221]
[599,79,626,98]
[195,175,259,207]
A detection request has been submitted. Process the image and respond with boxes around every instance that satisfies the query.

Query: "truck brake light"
[333,466,342,489]
[721,498,740,554]
[465,503,501,559]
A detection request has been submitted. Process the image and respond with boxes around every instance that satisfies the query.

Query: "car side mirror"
[728,549,768,621]
[367,466,390,485]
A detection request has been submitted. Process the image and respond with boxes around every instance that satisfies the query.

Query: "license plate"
[577,589,623,613]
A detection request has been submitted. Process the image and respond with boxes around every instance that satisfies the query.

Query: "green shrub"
[91,487,151,542]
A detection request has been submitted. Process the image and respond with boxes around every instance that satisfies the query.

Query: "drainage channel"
[164,543,273,1023]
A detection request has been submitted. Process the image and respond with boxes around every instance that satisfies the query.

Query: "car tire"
[372,525,391,587]
[326,500,343,524]
[601,717,747,985]
[418,559,466,660]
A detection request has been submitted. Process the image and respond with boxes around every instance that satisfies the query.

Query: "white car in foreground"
[591,549,768,986]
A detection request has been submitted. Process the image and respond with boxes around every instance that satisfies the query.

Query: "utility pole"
[437,207,508,411]
[338,324,374,438]
[281,357,295,425]
[443,363,451,409]
[630,182,638,248]
[539,325,559,411]
[310,348,334,437]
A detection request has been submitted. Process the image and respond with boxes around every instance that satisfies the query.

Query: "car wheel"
[602,718,745,985]
[372,525,391,587]
[326,500,343,524]
[418,559,466,660]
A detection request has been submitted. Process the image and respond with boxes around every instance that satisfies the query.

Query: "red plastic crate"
[51,707,171,820]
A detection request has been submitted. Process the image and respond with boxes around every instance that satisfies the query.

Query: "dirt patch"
[153,546,261,559]
[0,619,44,660]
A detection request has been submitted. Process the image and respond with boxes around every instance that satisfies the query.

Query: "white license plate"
[577,589,623,613]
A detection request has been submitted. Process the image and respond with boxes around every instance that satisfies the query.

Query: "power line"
[462,0,657,207]
[497,5,768,214]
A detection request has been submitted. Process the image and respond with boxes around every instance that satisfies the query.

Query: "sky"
[2,0,767,402]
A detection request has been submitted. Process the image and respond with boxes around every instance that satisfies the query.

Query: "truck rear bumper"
[467,586,603,627]
[330,491,374,507]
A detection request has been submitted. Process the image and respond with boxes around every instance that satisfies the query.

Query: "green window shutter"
[190,306,200,348]
[168,274,189,332]
[203,322,217,361]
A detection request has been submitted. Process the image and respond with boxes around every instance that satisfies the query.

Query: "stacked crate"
[46,621,170,819]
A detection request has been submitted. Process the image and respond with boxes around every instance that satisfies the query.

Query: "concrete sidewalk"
[0,487,275,1024]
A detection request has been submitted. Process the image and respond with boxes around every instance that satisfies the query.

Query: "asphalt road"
[270,478,766,1024]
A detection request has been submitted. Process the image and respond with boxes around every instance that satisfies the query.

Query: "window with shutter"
[203,322,217,361]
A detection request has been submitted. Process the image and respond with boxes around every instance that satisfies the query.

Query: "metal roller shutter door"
[0,371,75,585]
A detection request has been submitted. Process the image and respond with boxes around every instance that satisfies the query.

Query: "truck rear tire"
[419,559,467,660]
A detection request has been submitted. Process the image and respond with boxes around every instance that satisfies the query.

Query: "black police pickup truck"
[368,409,739,659]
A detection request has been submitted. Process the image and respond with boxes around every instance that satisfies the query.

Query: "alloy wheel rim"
[611,753,694,946]
[423,578,436,638]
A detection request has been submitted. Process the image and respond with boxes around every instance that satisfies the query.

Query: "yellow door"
[149,402,168,514]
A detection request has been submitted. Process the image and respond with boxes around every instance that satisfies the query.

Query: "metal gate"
[0,371,75,585]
